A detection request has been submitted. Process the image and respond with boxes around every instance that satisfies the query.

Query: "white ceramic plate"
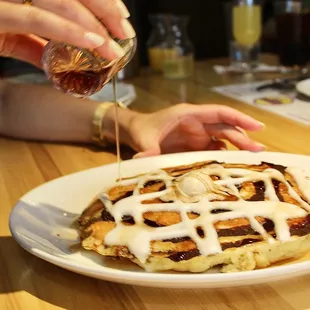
[296,78,310,97]
[5,74,136,107]
[9,151,310,288]
[88,82,136,107]
[4,73,51,85]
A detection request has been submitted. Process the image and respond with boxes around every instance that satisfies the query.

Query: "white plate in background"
[5,73,136,107]
[296,78,310,97]
[88,82,136,107]
[4,73,51,85]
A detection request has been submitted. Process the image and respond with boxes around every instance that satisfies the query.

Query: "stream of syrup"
[112,76,122,182]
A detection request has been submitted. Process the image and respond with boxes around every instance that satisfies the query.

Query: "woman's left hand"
[128,103,265,158]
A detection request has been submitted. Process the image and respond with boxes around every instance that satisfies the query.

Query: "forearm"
[0,81,137,146]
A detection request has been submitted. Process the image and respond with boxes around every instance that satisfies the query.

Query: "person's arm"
[0,80,265,156]
[0,81,137,146]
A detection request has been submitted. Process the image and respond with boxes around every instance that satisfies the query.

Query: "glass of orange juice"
[231,0,262,71]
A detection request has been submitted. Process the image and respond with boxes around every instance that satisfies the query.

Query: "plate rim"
[9,150,310,287]
[296,78,310,96]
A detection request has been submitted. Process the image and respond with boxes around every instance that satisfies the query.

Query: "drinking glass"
[147,14,167,72]
[147,14,194,79]
[275,0,309,71]
[232,0,262,71]
[230,40,260,71]
[41,37,137,98]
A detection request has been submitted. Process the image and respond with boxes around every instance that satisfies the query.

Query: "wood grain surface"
[1,55,310,310]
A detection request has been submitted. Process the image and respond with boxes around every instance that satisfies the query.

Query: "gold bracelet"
[91,101,127,147]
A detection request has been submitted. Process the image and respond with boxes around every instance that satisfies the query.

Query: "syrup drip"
[99,164,310,264]
[112,76,122,182]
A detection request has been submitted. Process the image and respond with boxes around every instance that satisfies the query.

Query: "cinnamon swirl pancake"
[77,160,310,273]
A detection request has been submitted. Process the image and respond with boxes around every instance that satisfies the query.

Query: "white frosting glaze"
[286,167,310,205]
[99,164,310,264]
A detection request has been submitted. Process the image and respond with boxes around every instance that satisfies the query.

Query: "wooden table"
[1,55,310,310]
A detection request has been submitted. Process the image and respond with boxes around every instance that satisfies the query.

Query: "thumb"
[133,146,161,159]
[1,34,46,68]
[133,128,161,159]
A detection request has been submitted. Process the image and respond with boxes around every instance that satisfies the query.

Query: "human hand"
[128,103,265,158]
[0,0,135,67]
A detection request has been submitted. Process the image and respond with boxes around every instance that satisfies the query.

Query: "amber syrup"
[51,68,111,97]
[112,75,122,182]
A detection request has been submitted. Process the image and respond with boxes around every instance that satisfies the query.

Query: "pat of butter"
[178,175,207,197]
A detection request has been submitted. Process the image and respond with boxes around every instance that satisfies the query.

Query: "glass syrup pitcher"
[41,36,137,98]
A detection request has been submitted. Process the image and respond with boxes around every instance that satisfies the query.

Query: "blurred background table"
[1,55,310,310]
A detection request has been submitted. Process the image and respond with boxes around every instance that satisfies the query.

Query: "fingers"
[0,34,46,67]
[215,106,265,131]
[176,103,265,131]
[100,18,136,40]
[132,125,161,158]
[80,0,135,39]
[0,2,125,60]
[6,0,108,39]
[133,147,161,159]
[0,3,104,49]
[207,138,227,151]
[80,0,130,19]
[34,0,134,53]
[33,0,132,58]
[204,124,265,152]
